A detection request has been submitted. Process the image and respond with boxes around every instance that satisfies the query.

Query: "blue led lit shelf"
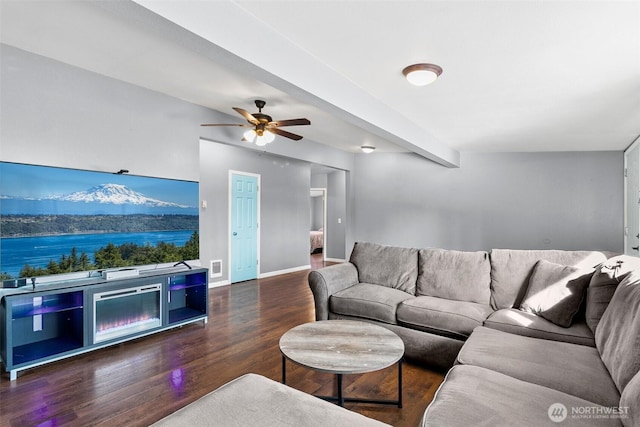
[1,267,208,380]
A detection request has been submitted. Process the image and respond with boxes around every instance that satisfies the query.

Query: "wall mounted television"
[0,162,199,281]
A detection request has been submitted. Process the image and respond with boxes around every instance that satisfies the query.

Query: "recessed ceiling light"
[361,145,376,154]
[402,63,443,86]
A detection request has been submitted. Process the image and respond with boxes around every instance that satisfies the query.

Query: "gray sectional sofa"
[308,242,640,426]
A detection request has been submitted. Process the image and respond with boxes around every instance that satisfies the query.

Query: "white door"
[624,141,640,255]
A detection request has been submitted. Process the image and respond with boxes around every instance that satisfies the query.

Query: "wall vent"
[210,260,223,278]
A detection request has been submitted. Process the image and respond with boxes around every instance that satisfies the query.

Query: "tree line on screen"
[0,231,199,280]
[0,214,198,237]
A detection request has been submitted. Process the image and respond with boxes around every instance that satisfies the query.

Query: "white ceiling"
[1,0,639,166]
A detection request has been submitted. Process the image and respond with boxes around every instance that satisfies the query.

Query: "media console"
[0,267,208,380]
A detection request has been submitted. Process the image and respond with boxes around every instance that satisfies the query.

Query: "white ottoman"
[151,373,390,427]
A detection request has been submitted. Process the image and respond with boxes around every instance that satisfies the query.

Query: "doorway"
[229,171,260,283]
[310,163,347,262]
[310,188,327,267]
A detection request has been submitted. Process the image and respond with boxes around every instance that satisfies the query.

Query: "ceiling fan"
[201,100,310,146]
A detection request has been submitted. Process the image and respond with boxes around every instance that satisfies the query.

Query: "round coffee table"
[279,320,405,407]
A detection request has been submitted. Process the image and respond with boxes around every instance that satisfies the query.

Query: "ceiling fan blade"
[233,107,259,125]
[269,118,311,127]
[270,127,304,141]
[200,123,251,127]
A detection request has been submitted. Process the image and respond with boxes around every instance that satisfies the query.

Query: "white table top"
[279,320,405,375]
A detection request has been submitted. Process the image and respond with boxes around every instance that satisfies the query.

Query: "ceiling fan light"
[361,145,376,154]
[402,63,442,86]
[255,136,268,146]
[243,129,256,142]
[263,130,275,144]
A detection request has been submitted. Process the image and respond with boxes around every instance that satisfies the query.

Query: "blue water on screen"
[1,230,193,277]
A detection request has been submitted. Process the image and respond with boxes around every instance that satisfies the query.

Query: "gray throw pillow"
[519,260,592,328]
[586,255,640,333]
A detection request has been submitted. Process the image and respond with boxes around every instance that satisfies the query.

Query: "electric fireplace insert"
[93,284,162,343]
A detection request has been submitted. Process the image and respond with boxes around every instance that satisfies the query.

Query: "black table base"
[282,356,403,408]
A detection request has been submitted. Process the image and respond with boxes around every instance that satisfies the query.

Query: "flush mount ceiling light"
[361,145,376,154]
[402,63,443,86]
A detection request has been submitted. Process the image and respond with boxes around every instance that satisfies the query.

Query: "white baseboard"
[325,258,346,263]
[208,264,313,287]
[209,280,230,288]
[258,265,310,279]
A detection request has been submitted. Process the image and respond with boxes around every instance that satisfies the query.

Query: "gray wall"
[311,173,328,188]
[351,151,623,253]
[199,142,310,282]
[311,173,327,233]
[0,44,208,181]
[327,170,348,259]
[310,196,323,231]
[310,170,348,259]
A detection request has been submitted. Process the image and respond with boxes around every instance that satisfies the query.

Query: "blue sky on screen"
[0,162,198,207]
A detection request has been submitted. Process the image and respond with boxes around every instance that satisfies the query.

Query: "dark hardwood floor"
[0,258,444,427]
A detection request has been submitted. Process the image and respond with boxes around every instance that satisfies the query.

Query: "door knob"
[633,246,638,251]
[232,232,237,236]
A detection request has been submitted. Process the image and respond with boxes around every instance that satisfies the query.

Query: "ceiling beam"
[128,0,459,167]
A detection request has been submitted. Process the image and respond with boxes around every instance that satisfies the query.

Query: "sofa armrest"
[308,263,359,320]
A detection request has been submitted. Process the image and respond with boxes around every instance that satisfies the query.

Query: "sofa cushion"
[416,249,490,304]
[519,260,592,327]
[586,279,620,335]
[489,249,606,310]
[349,242,418,294]
[484,308,595,347]
[396,296,493,340]
[595,271,640,393]
[586,255,640,334]
[620,371,640,427]
[422,365,622,427]
[330,283,414,324]
[456,326,620,407]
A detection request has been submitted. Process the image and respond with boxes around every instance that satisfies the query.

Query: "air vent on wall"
[210,260,222,278]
